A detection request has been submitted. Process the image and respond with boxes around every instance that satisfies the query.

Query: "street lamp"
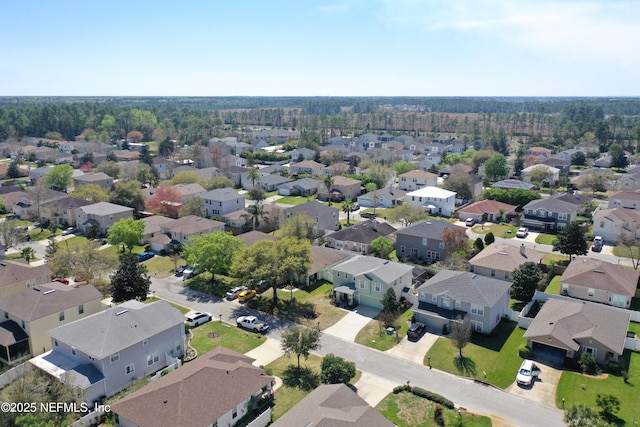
[562,398,565,409]
[219,314,222,323]
[428,355,431,368]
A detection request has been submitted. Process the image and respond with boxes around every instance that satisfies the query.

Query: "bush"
[607,361,621,375]
[579,352,598,375]
[518,346,533,359]
[321,354,356,385]
[442,323,449,335]
[411,387,455,409]
[434,404,445,426]
[484,232,495,245]
[393,384,411,394]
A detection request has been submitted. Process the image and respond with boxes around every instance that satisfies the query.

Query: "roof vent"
[471,274,476,279]
[43,289,56,295]
[115,310,128,316]
[498,251,507,255]
[593,269,605,274]
[33,286,41,291]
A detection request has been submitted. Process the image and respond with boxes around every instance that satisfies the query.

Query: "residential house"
[111,346,274,427]
[29,300,186,404]
[608,190,640,209]
[328,255,413,309]
[114,150,140,162]
[594,156,612,168]
[521,198,580,231]
[291,147,316,161]
[73,172,114,189]
[252,129,299,144]
[242,174,292,192]
[592,207,640,243]
[222,165,249,187]
[277,178,320,197]
[325,219,396,254]
[201,187,245,218]
[457,200,517,223]
[617,172,640,191]
[76,202,134,234]
[0,260,52,298]
[140,215,175,244]
[28,165,53,183]
[153,158,171,180]
[222,203,280,233]
[329,176,361,201]
[235,230,278,247]
[527,147,552,157]
[405,187,456,216]
[439,163,473,178]
[357,187,406,209]
[559,257,639,308]
[551,191,592,207]
[523,298,629,365]
[469,243,542,281]
[13,188,68,220]
[306,246,351,286]
[41,196,93,227]
[395,220,466,262]
[170,183,206,202]
[157,215,225,250]
[541,158,571,174]
[290,160,326,176]
[491,179,535,191]
[398,170,438,191]
[521,165,560,185]
[284,202,339,235]
[0,283,102,364]
[272,383,393,427]
[412,270,511,334]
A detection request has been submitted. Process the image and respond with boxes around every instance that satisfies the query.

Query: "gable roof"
[523,197,580,215]
[399,169,438,180]
[560,257,640,297]
[0,260,51,289]
[79,202,134,216]
[41,196,93,210]
[327,219,396,244]
[469,243,542,271]
[332,255,413,284]
[286,201,339,217]
[309,246,351,276]
[170,183,206,198]
[201,187,242,201]
[551,192,592,205]
[523,298,630,354]
[594,207,640,224]
[610,190,640,202]
[417,270,511,307]
[74,172,113,182]
[491,179,535,190]
[235,230,278,247]
[406,186,456,199]
[441,163,473,175]
[360,187,407,202]
[396,220,465,240]
[110,347,273,427]
[272,383,394,427]
[291,159,325,169]
[142,215,175,235]
[48,300,185,359]
[163,215,224,235]
[332,175,361,186]
[458,200,517,215]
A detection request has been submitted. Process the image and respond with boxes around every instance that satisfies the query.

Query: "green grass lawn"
[359,207,392,217]
[612,246,637,258]
[102,244,146,257]
[541,253,570,265]
[355,309,414,351]
[424,320,527,389]
[627,321,640,337]
[376,391,492,427]
[144,255,184,278]
[545,275,561,294]
[535,233,558,245]
[28,228,56,241]
[189,320,266,356]
[472,223,518,238]
[556,350,640,424]
[276,196,315,205]
[143,296,190,314]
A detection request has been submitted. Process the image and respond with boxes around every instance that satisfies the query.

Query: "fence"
[625,337,640,351]
[71,407,108,427]
[0,362,28,390]
[246,408,272,427]
[149,358,182,382]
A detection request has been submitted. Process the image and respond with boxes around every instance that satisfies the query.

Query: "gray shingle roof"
[286,201,339,217]
[201,187,242,201]
[560,257,640,296]
[396,220,465,240]
[469,243,542,271]
[332,255,413,284]
[327,219,396,244]
[80,202,134,216]
[523,197,580,214]
[417,270,511,307]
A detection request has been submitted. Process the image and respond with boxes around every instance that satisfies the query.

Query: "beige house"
[76,202,134,234]
[0,260,52,298]
[0,283,103,364]
[73,172,114,189]
[159,215,225,248]
[608,190,640,210]
[398,170,438,191]
[330,176,362,201]
[469,243,542,281]
[40,196,92,227]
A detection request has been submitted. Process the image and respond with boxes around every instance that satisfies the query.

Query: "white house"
[521,165,560,185]
[398,170,438,191]
[405,187,456,217]
[201,187,245,217]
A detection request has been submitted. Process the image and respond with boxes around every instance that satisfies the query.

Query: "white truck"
[236,315,269,332]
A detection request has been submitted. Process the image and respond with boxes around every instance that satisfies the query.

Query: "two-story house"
[155,215,225,251]
[201,187,245,218]
[469,243,542,281]
[29,300,186,404]
[398,170,438,191]
[395,220,466,262]
[357,187,406,209]
[328,176,362,202]
[521,165,560,186]
[325,219,396,254]
[412,270,511,334]
[327,255,413,310]
[40,196,93,227]
[608,190,640,209]
[0,283,102,364]
[76,202,135,234]
[73,172,114,189]
[490,179,535,191]
[289,160,326,177]
[284,202,339,235]
[405,187,456,217]
[521,198,579,231]
[592,207,640,243]
[0,260,52,298]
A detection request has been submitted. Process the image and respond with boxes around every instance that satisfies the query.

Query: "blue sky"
[1,0,638,96]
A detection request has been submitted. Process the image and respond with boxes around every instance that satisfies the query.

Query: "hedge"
[393,384,454,409]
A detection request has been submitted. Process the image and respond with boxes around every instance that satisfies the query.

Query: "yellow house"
[0,260,52,298]
[0,282,103,364]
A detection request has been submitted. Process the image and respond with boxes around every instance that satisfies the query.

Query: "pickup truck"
[236,315,269,332]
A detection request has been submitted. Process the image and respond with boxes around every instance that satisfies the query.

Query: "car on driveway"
[516,359,541,386]
[592,236,603,252]
[175,264,187,276]
[52,277,69,284]
[407,322,426,340]
[61,227,76,236]
[516,227,529,238]
[465,217,477,227]
[236,315,269,332]
[360,212,376,219]
[138,252,155,262]
[238,289,257,302]
[185,312,212,327]
[226,286,248,300]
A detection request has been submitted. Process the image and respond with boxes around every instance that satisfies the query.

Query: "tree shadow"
[471,320,516,352]
[453,355,477,377]
[601,413,625,427]
[282,365,320,391]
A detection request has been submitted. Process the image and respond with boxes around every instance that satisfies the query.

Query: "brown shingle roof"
[163,215,224,235]
[309,246,351,275]
[236,230,278,247]
[560,257,639,297]
[469,243,542,271]
[0,261,51,289]
[610,190,640,202]
[458,200,517,215]
[399,169,437,179]
[327,219,396,245]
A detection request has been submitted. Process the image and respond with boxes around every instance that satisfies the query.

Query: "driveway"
[385,333,439,365]
[352,371,398,407]
[245,337,283,367]
[322,306,380,342]
[505,361,562,407]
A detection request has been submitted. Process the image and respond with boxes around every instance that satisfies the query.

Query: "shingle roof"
[469,243,542,271]
[560,257,640,297]
[286,201,339,217]
[406,186,456,199]
[332,175,361,186]
[0,260,51,289]
[399,169,438,180]
[491,179,535,190]
[48,300,185,359]
[80,202,134,216]
[309,246,351,275]
[327,219,396,244]
[142,215,175,235]
[74,172,113,182]
[201,187,242,201]
[360,187,407,201]
[523,198,580,214]
[332,255,413,284]
[458,200,517,215]
[396,220,465,240]
[610,190,640,202]
[42,196,92,210]
[235,230,278,247]
[416,270,511,307]
[523,298,630,354]
[551,192,592,205]
[163,215,224,235]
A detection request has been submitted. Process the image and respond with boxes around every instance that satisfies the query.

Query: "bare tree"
[450,315,472,358]
[618,225,640,269]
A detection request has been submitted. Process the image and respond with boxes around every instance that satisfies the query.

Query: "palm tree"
[242,202,269,231]
[21,247,36,264]
[247,168,261,189]
[342,200,354,226]
[323,175,334,206]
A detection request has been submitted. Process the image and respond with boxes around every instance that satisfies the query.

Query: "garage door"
[531,341,567,365]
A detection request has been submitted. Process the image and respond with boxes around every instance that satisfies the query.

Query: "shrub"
[607,361,621,375]
[434,404,445,426]
[518,346,533,359]
[579,352,598,375]
[393,384,411,394]
[442,323,449,335]
[411,387,454,409]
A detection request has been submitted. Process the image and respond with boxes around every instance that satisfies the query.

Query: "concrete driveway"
[352,371,398,407]
[245,337,283,367]
[322,306,380,342]
[385,333,438,365]
[505,361,562,407]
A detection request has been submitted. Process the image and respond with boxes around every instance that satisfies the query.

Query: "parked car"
[138,252,155,262]
[516,359,541,386]
[238,289,257,302]
[175,264,187,276]
[52,277,70,284]
[236,315,269,332]
[61,227,76,236]
[360,212,376,219]
[407,322,426,340]
[182,264,202,280]
[185,312,212,328]
[516,227,529,238]
[465,217,477,227]
[350,203,360,211]
[592,236,603,252]
[92,238,108,245]
[226,286,248,300]
[5,213,19,220]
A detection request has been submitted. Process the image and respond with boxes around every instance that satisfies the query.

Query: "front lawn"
[376,391,492,427]
[189,320,266,356]
[545,275,561,294]
[472,223,518,238]
[424,320,527,389]
[144,255,185,278]
[541,253,570,265]
[355,309,413,351]
[276,196,315,205]
[143,296,190,314]
[613,246,636,258]
[28,228,56,241]
[535,233,557,245]
[556,350,640,424]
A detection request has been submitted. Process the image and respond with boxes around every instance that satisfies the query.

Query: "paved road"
[149,276,566,427]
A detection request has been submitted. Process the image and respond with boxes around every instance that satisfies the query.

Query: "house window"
[78,305,84,315]
[54,339,58,347]
[400,245,405,254]
[110,352,120,363]
[432,295,437,303]
[439,241,445,249]
[599,221,604,228]
[504,272,510,280]
[147,351,159,366]
[490,269,496,277]
[59,311,65,321]
[125,363,135,375]
[470,304,484,316]
[455,300,461,308]
[373,283,382,292]
[583,346,597,359]
[558,213,567,220]
[233,408,238,418]
[469,265,474,273]
[588,288,595,297]
[422,238,427,246]
[471,320,483,333]
[143,339,148,346]
[21,320,25,329]
[71,347,76,356]
[175,340,181,352]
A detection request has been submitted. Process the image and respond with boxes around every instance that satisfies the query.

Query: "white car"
[516,227,529,238]
[516,359,541,386]
[237,315,269,332]
[61,227,76,236]
[185,312,212,327]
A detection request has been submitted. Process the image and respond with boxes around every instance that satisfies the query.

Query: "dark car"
[360,212,376,219]
[407,322,426,340]
[138,252,155,262]
[175,264,187,276]
[591,236,603,252]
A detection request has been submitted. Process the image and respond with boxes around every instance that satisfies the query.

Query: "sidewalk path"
[323,306,380,342]
[384,333,439,365]
[245,337,283,367]
[353,371,398,407]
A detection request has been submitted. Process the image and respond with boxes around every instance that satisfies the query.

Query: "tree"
[107,218,145,252]
[393,160,418,176]
[242,202,269,231]
[0,220,24,250]
[323,175,334,205]
[202,176,235,190]
[528,166,554,188]
[381,287,401,315]
[609,143,628,168]
[171,171,199,185]
[564,404,605,427]
[145,185,182,218]
[71,184,110,202]
[44,164,73,192]
[484,232,495,246]
[247,168,261,189]
[571,151,586,166]
[370,236,394,260]
[511,262,543,301]
[126,130,144,143]
[618,226,640,269]
[450,315,472,357]
[248,187,266,202]
[472,150,493,168]
[583,173,608,194]
[110,180,146,211]
[365,164,392,188]
[95,161,121,179]
[182,231,244,282]
[440,227,467,254]
[110,253,151,303]
[553,221,588,259]
[341,200,354,226]
[321,354,356,385]
[281,325,321,370]
[47,240,117,280]
[386,203,423,227]
[20,247,35,264]
[281,212,318,242]
[482,188,541,208]
[158,138,174,158]
[443,172,472,200]
[7,161,22,179]
[483,154,509,181]
[473,237,484,252]
[595,393,620,419]
[180,196,204,218]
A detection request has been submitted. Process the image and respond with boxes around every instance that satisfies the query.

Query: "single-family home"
[110,347,274,427]
[328,255,413,309]
[222,165,249,187]
[0,260,52,298]
[558,257,639,308]
[405,187,456,216]
[439,163,473,178]
[594,156,612,168]
[222,202,280,233]
[235,230,278,247]
[456,200,517,224]
[395,220,466,263]
[592,207,640,243]
[290,160,326,177]
[114,150,140,162]
[252,129,299,144]
[152,158,171,179]
[527,147,552,157]
[325,219,396,254]
[40,196,93,227]
[0,282,103,364]
[157,215,225,250]
[306,246,351,286]
[284,202,339,235]
[29,165,53,183]
[491,179,535,191]
[201,187,245,218]
[608,190,640,210]
[243,174,293,192]
[140,215,176,244]
[277,178,320,197]
[523,298,629,365]
[521,197,580,231]
[412,270,511,334]
[616,173,640,191]
[76,202,134,234]
[357,187,406,208]
[541,158,571,174]
[398,170,438,191]
[170,183,207,202]
[521,165,560,186]
[29,300,186,404]
[73,172,114,189]
[291,147,317,161]
[13,188,68,220]
[469,243,542,281]
[272,383,394,427]
[328,176,361,201]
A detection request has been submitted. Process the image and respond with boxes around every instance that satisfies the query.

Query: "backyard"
[275,195,315,205]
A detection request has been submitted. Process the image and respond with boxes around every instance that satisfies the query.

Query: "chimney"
[520,244,525,256]
[371,219,377,231]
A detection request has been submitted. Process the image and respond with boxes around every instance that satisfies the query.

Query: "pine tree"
[552,221,588,259]
[110,253,151,303]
